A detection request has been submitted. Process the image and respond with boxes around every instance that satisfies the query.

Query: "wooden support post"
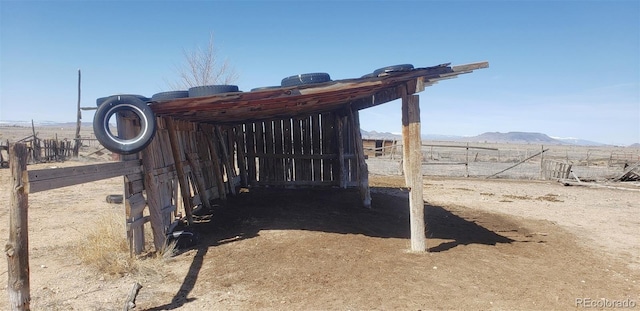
[140,147,167,252]
[245,122,257,185]
[402,95,426,252]
[117,113,145,255]
[349,107,371,208]
[186,152,212,211]
[216,126,237,195]
[203,127,226,200]
[336,115,347,188]
[235,125,248,187]
[6,143,31,310]
[165,118,194,226]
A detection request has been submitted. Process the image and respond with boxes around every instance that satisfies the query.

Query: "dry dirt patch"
[1,165,638,310]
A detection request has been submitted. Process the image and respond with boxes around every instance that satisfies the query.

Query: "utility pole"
[73,69,81,157]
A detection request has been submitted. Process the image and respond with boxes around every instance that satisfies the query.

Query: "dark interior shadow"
[194,187,514,248]
[145,186,514,310]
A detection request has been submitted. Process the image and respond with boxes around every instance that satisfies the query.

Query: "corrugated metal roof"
[150,61,488,124]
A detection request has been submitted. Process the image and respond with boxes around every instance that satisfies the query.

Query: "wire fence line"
[365,142,639,180]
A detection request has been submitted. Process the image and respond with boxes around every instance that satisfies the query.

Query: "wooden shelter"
[13,61,489,254]
[7,62,487,308]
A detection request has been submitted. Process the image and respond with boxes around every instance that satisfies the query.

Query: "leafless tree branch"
[168,32,238,90]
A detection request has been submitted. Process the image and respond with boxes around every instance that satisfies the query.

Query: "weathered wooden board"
[322,112,336,181]
[312,114,321,181]
[264,120,275,181]
[245,122,257,184]
[283,119,293,181]
[27,160,142,193]
[293,118,303,181]
[255,122,266,182]
[126,193,146,216]
[274,120,284,181]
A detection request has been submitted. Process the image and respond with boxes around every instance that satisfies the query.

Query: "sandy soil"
[1,125,638,310]
[1,157,638,310]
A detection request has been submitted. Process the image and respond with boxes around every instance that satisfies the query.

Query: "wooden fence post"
[465,142,469,178]
[540,145,544,179]
[6,143,31,310]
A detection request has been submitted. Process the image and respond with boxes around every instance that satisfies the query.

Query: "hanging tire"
[373,64,414,76]
[281,72,331,87]
[96,94,150,107]
[151,90,189,102]
[188,85,240,97]
[93,95,156,155]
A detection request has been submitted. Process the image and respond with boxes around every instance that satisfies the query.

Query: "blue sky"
[1,0,638,145]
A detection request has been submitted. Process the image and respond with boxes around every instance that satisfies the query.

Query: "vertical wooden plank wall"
[123,118,232,254]
[241,111,364,189]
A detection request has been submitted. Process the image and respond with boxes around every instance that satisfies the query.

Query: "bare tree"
[168,33,239,90]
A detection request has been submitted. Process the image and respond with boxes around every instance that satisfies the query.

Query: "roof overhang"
[149,61,488,124]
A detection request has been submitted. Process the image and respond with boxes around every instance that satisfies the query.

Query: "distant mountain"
[3,121,620,146]
[461,132,562,144]
[360,130,615,146]
[629,143,640,148]
[360,130,401,140]
[551,137,607,147]
[361,130,466,142]
[422,134,464,141]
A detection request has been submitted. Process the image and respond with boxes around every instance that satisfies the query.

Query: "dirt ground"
[1,156,639,310]
[1,125,639,310]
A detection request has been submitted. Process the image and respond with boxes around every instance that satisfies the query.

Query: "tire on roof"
[93,95,156,155]
[188,85,240,98]
[373,64,414,76]
[250,86,282,92]
[96,94,150,107]
[281,73,331,87]
[151,90,189,102]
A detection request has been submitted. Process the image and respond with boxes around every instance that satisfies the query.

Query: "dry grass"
[76,212,166,279]
[76,212,136,277]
